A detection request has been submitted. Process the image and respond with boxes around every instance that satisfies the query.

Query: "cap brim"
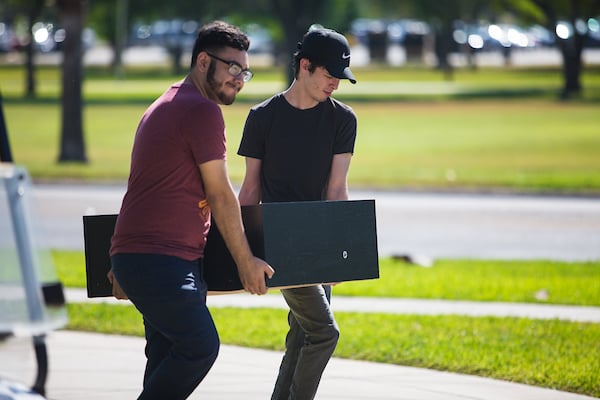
[343,67,357,84]
[327,66,357,84]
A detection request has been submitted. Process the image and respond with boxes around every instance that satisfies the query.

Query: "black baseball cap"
[297,28,357,84]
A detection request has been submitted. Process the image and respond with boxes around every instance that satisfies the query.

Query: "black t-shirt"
[238,93,357,202]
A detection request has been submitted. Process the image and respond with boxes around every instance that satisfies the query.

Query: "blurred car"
[350,18,388,46]
[0,22,18,52]
[244,23,274,54]
[351,18,428,44]
[31,21,95,52]
[556,17,600,47]
[350,18,429,61]
[31,22,55,52]
[525,24,555,47]
[129,19,197,50]
[128,19,274,55]
[588,17,600,47]
[452,21,487,51]
[452,21,555,51]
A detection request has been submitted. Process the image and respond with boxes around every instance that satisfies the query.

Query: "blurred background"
[1,0,599,191]
[1,0,599,81]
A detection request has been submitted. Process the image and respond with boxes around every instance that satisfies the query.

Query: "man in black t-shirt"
[238,27,357,400]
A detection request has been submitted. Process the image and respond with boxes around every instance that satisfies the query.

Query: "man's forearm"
[325,184,349,201]
[209,190,253,267]
[238,185,261,205]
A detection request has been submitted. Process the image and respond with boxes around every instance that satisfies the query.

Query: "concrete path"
[1,323,597,400]
[66,289,600,323]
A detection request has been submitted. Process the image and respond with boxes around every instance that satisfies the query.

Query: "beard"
[207,61,237,105]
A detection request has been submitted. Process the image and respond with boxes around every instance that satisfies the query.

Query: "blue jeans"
[271,285,340,400]
[111,253,219,400]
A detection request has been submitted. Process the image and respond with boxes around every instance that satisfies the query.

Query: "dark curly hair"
[190,21,250,69]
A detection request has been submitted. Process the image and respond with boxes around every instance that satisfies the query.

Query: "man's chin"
[220,95,236,105]
[217,91,237,106]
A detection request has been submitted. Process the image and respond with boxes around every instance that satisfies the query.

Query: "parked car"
[556,17,600,47]
[128,19,197,50]
[244,23,274,54]
[350,18,430,61]
[0,22,18,52]
[128,19,274,55]
[31,21,95,52]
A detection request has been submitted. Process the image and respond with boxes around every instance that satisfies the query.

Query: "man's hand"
[107,268,129,300]
[238,257,275,295]
[200,159,275,295]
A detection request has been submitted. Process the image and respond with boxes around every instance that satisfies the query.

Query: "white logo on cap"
[342,53,351,59]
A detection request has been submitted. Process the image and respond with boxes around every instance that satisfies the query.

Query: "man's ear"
[299,58,311,73]
[196,52,210,71]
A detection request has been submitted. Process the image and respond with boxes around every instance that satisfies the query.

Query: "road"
[27,183,600,261]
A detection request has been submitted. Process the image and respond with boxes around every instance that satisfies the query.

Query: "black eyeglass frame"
[206,52,253,82]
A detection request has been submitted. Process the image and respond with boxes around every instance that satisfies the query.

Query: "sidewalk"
[1,330,597,400]
[1,290,598,400]
[67,288,600,322]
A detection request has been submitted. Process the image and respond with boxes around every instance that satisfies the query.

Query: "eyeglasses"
[206,52,253,82]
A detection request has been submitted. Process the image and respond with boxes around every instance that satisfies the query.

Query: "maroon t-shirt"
[110,82,226,260]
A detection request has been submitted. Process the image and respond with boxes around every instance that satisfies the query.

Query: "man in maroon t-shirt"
[108,21,274,400]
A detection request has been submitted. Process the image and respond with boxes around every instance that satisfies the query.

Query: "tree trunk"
[532,0,589,100]
[169,46,184,76]
[271,0,326,86]
[58,0,87,163]
[25,0,45,98]
[433,25,454,81]
[558,32,584,99]
[25,38,36,98]
[112,0,128,78]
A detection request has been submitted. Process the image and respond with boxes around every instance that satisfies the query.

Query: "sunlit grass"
[3,64,600,192]
[53,251,600,306]
[4,99,600,192]
[335,258,600,306]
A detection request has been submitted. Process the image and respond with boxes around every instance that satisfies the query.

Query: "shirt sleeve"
[181,101,227,164]
[238,108,265,159]
[334,106,357,155]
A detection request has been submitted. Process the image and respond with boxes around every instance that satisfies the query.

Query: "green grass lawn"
[2,65,600,193]
[3,100,600,192]
[54,252,600,396]
[54,251,600,305]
